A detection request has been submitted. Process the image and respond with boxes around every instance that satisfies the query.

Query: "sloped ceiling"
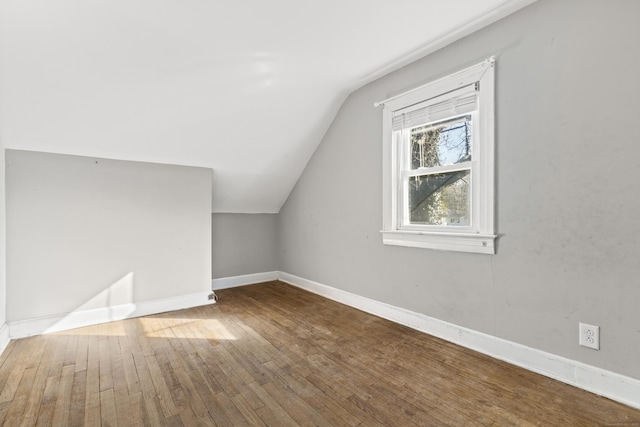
[0,0,537,213]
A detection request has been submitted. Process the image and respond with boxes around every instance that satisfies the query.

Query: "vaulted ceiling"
[0,0,536,213]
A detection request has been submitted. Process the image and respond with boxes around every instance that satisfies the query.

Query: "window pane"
[408,170,470,226]
[410,115,472,169]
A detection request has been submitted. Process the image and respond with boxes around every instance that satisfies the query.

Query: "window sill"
[381,230,496,254]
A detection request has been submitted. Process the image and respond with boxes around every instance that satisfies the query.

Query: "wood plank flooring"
[0,280,639,426]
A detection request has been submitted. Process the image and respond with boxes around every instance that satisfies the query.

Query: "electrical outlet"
[579,323,600,350]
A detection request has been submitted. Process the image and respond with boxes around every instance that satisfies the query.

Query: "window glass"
[409,115,472,169]
[408,170,470,226]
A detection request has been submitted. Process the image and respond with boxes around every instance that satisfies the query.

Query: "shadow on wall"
[43,272,137,334]
[30,273,234,340]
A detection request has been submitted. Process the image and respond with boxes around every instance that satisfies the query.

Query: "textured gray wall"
[212,213,278,279]
[6,150,212,321]
[278,0,640,379]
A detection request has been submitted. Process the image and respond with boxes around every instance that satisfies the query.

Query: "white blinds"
[392,83,477,131]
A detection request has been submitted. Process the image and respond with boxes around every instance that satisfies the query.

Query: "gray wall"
[0,142,5,328]
[6,150,212,321]
[278,0,640,379]
[212,213,277,279]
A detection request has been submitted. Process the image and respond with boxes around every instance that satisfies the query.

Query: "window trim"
[378,58,496,254]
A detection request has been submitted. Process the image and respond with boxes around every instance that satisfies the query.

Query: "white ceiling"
[0,0,536,213]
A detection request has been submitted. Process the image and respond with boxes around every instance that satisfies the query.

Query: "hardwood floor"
[0,281,639,426]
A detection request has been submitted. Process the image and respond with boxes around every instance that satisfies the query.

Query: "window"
[377,58,496,254]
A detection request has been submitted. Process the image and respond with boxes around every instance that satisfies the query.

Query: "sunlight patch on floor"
[138,317,237,340]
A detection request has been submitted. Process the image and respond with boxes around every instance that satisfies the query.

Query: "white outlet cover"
[579,323,600,350]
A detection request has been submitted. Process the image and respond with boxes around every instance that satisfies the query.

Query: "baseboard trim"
[212,271,278,290]
[0,323,10,355]
[277,271,640,410]
[8,291,216,339]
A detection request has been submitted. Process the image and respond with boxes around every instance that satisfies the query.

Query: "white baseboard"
[6,270,639,410]
[0,323,10,355]
[277,271,640,410]
[8,291,216,339]
[212,271,278,290]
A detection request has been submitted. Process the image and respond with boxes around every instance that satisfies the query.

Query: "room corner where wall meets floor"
[211,272,640,411]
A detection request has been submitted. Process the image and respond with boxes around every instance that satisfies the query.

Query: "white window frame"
[377,58,496,254]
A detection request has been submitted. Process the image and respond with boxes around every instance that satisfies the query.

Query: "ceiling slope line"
[352,0,539,92]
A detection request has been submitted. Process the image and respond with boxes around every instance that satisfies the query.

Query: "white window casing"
[377,57,496,254]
